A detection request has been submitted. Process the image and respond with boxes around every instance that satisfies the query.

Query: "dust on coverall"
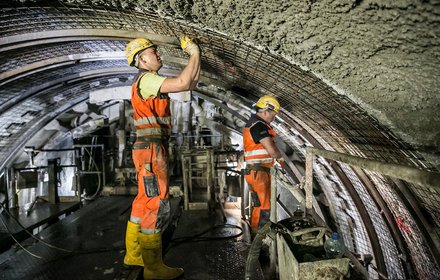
[130,71,172,234]
[243,114,276,229]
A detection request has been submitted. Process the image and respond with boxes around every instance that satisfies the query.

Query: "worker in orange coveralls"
[123,36,200,279]
[243,95,285,235]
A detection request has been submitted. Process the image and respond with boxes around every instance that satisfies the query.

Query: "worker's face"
[139,47,162,71]
[263,109,277,123]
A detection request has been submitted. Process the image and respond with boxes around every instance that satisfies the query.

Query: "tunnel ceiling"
[46,0,440,165]
[2,0,439,168]
[1,1,440,278]
[1,0,438,167]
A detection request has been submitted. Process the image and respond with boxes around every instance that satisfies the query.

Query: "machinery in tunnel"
[1,1,440,279]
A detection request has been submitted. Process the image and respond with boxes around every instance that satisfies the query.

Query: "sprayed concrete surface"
[62,0,440,165]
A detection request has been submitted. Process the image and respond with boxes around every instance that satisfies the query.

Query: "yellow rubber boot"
[123,221,144,267]
[139,232,184,279]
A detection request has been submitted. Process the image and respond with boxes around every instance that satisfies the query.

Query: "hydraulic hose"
[245,222,272,280]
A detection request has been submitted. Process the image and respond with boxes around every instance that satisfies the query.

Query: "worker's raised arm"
[160,36,201,93]
[190,58,201,90]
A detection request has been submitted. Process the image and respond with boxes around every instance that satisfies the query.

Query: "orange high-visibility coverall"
[243,115,276,229]
[130,71,172,233]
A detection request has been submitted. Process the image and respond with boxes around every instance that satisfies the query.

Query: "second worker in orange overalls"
[243,96,285,236]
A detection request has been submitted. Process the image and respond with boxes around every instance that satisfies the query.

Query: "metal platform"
[0,196,256,280]
[0,200,80,253]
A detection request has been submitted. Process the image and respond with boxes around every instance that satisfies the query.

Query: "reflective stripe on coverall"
[130,72,172,233]
[243,119,276,229]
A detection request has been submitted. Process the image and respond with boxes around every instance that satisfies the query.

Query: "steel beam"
[0,30,179,52]
[306,147,440,189]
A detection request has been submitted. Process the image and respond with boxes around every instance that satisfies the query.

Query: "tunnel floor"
[0,196,259,280]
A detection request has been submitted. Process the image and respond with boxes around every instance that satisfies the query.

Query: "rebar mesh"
[340,163,405,279]
[410,184,440,229]
[366,172,440,279]
[0,40,126,73]
[0,59,129,114]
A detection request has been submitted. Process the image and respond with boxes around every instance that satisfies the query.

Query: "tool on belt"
[242,164,271,175]
[242,165,271,207]
[133,137,166,198]
[132,137,165,150]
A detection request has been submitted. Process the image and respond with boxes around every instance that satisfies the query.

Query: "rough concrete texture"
[191,0,440,165]
[61,0,440,165]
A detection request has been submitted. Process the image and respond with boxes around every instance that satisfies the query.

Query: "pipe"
[245,222,272,280]
[193,90,249,123]
[305,152,314,214]
[117,101,125,168]
[270,168,278,224]
[182,101,191,133]
[306,147,440,189]
[191,99,205,124]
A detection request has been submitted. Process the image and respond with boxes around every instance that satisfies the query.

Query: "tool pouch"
[143,174,160,197]
[250,192,261,207]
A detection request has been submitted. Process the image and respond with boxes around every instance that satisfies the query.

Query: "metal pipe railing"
[267,166,369,279]
[305,147,440,190]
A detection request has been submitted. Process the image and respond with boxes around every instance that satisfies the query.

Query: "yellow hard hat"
[125,38,156,66]
[255,95,280,113]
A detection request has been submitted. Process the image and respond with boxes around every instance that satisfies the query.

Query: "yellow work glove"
[180,36,200,56]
